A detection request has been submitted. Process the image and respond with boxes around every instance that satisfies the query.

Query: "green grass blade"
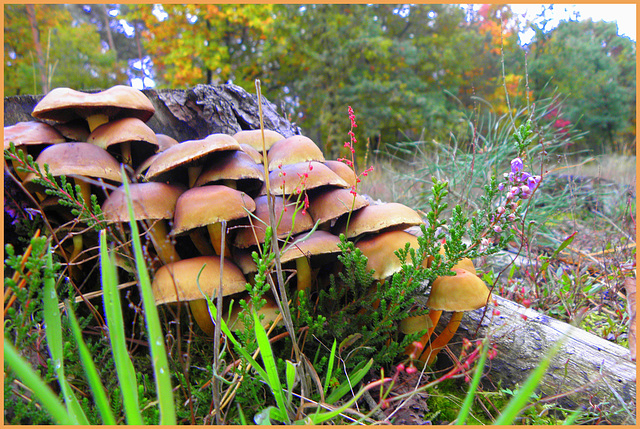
[456,339,490,425]
[42,247,89,424]
[325,358,373,405]
[100,230,143,425]
[65,302,117,425]
[4,339,73,425]
[253,311,291,423]
[322,339,337,398]
[121,170,176,425]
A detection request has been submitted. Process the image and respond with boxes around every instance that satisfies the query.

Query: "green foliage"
[526,19,636,153]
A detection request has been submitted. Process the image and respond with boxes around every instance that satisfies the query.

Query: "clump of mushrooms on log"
[4,85,491,365]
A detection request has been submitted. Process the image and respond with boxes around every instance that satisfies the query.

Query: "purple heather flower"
[511,157,524,173]
[527,175,541,188]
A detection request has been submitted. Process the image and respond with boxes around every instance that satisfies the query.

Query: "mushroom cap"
[355,230,427,280]
[171,185,256,236]
[280,230,342,264]
[88,117,159,151]
[334,202,424,239]
[102,182,186,222]
[151,256,247,304]
[234,195,315,248]
[4,121,66,149]
[267,135,324,171]
[23,142,123,185]
[264,161,350,196]
[308,188,369,226]
[239,144,263,164]
[155,134,179,152]
[399,312,433,335]
[324,160,357,188]
[32,85,155,123]
[426,268,490,311]
[144,133,241,181]
[232,129,285,153]
[434,245,477,275]
[194,150,264,189]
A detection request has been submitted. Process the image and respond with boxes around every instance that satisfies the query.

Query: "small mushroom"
[144,133,240,187]
[307,187,369,229]
[225,293,282,332]
[266,135,324,171]
[3,121,66,180]
[194,149,264,195]
[232,129,285,153]
[263,161,350,196]
[323,160,358,188]
[87,117,159,167]
[102,182,186,265]
[32,85,155,132]
[335,202,424,240]
[418,268,490,364]
[171,185,256,258]
[152,255,247,336]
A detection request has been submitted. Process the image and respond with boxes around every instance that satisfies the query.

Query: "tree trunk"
[447,293,636,424]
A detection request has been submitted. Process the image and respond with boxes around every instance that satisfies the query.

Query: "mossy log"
[448,293,636,424]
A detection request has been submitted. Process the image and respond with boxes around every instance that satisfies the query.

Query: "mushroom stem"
[146,220,180,264]
[295,256,312,293]
[207,222,231,258]
[121,141,132,166]
[188,298,216,336]
[420,311,463,364]
[86,113,109,132]
[67,234,84,280]
[189,231,215,256]
[187,165,203,188]
[412,309,441,356]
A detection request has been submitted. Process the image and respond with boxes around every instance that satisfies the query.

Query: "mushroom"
[151,255,247,336]
[232,129,285,153]
[31,85,155,132]
[171,185,256,258]
[3,121,66,180]
[224,293,282,332]
[194,149,264,195]
[334,202,424,240]
[87,117,159,167]
[266,135,325,171]
[262,161,350,196]
[323,160,358,188]
[307,187,369,229]
[144,133,241,187]
[101,182,186,265]
[418,268,490,365]
[234,195,315,249]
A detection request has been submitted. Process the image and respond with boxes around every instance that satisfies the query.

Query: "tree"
[123,4,276,90]
[4,4,128,96]
[526,19,636,152]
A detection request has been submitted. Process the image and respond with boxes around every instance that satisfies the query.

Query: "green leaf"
[325,358,373,404]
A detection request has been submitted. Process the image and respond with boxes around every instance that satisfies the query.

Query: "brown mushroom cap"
[324,160,357,188]
[267,135,325,171]
[53,119,91,142]
[307,188,369,226]
[155,134,179,152]
[264,161,350,196]
[426,268,490,311]
[144,133,241,181]
[232,129,285,153]
[234,195,315,248]
[280,230,342,264]
[102,182,186,222]
[151,256,247,305]
[88,117,158,151]
[4,121,66,150]
[334,202,424,239]
[225,293,281,332]
[194,150,264,190]
[355,230,427,280]
[239,144,263,164]
[23,142,123,186]
[171,185,256,236]
[32,85,155,124]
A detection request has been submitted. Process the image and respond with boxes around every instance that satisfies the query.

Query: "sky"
[510,3,637,44]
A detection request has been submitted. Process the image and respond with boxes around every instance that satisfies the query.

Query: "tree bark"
[447,293,636,424]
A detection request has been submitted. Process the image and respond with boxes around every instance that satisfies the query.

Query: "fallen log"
[448,293,636,424]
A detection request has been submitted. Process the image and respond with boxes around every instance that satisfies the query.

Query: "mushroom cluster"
[5,85,491,364]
